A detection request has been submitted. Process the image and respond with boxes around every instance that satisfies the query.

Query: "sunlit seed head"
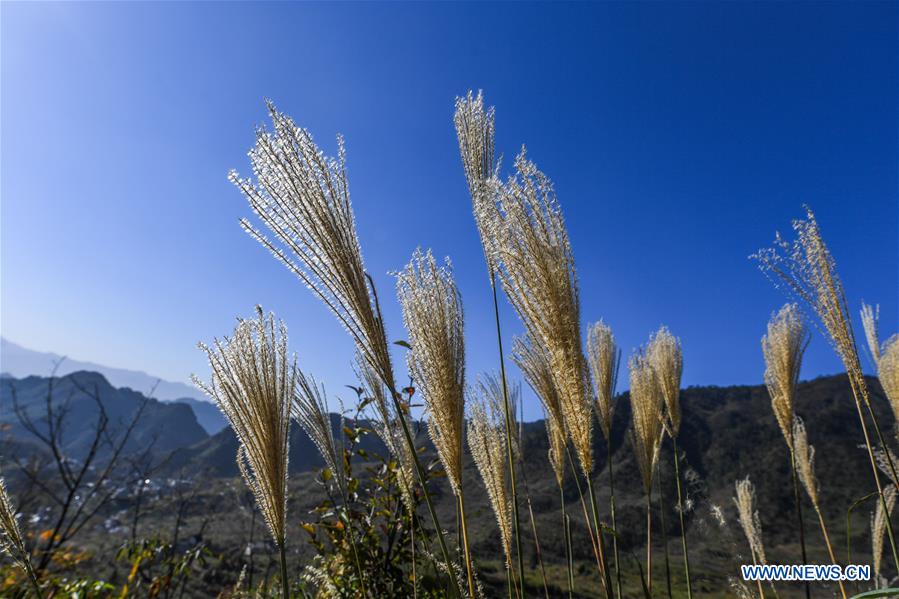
[647,326,683,437]
[396,248,466,496]
[733,477,767,566]
[762,303,809,449]
[193,307,294,546]
[629,350,664,494]
[587,320,619,441]
[467,393,514,571]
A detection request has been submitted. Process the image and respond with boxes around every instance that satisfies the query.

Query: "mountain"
[0,371,209,460]
[0,337,205,403]
[173,397,229,434]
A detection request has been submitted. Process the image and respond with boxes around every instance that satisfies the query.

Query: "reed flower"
[513,334,566,485]
[873,486,897,584]
[587,321,619,441]
[454,90,498,273]
[762,304,809,449]
[629,352,664,494]
[861,302,899,425]
[477,373,522,459]
[468,395,514,573]
[293,372,344,494]
[792,418,819,508]
[194,307,294,549]
[754,207,899,572]
[484,149,594,477]
[647,326,683,437]
[733,477,766,566]
[231,103,394,391]
[0,477,41,596]
[396,249,466,497]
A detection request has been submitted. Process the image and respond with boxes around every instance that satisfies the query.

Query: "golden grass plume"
[293,371,344,493]
[861,302,899,425]
[873,485,897,584]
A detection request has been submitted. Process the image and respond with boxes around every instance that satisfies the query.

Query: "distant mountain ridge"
[0,337,206,403]
[0,371,209,460]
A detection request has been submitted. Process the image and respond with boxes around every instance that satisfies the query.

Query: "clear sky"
[2,2,896,420]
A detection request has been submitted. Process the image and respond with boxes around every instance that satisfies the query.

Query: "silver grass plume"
[0,478,32,574]
[293,372,345,494]
[752,208,867,403]
[861,302,899,425]
[629,351,664,494]
[873,486,898,584]
[454,90,498,272]
[733,477,767,566]
[792,418,819,507]
[478,372,522,460]
[396,249,466,497]
[467,394,514,571]
[762,304,809,449]
[587,320,620,441]
[193,307,294,547]
[357,356,416,511]
[230,104,395,391]
[861,303,883,364]
[647,326,683,437]
[513,333,566,485]
[485,149,594,475]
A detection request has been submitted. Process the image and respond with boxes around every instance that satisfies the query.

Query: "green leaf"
[393,340,412,349]
[321,468,333,482]
[849,590,899,599]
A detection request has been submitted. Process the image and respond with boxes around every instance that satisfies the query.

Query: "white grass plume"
[454,90,498,273]
[733,477,767,566]
[513,333,566,485]
[587,320,619,441]
[293,371,345,494]
[193,306,294,547]
[231,104,396,391]
[484,149,594,475]
[629,351,664,494]
[762,304,809,449]
[396,248,466,497]
[647,326,683,437]
[467,393,514,571]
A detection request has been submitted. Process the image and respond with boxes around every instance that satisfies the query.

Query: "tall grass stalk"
[754,207,899,574]
[395,249,475,597]
[656,466,673,599]
[630,351,664,595]
[734,477,767,599]
[455,92,525,594]
[792,418,848,598]
[194,307,294,598]
[647,327,692,599]
[515,334,573,598]
[232,105,459,594]
[761,304,810,599]
[587,321,623,599]
[861,303,899,434]
[468,395,517,599]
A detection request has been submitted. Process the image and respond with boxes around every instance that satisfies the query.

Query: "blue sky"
[2,2,896,420]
